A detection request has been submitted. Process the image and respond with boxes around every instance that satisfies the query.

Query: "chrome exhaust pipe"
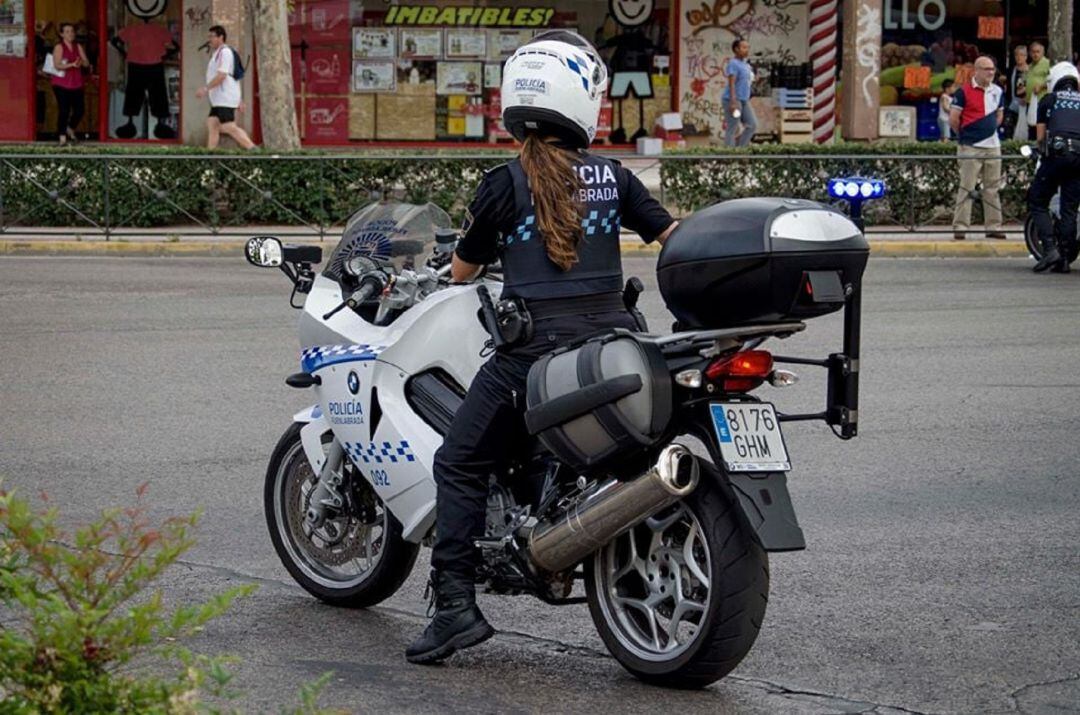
[527,443,700,574]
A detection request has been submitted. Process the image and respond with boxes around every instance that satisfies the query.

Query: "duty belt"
[1049,135,1080,155]
[526,292,627,320]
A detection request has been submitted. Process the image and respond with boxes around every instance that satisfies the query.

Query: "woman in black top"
[406,30,677,665]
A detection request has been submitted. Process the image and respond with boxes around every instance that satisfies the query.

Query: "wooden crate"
[376,82,437,140]
[780,109,813,123]
[780,132,814,144]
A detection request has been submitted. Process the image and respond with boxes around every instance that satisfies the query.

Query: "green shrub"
[0,482,340,714]
[0,146,508,231]
[0,142,1035,230]
[659,140,1034,226]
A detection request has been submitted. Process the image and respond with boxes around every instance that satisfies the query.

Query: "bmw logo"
[347,371,360,395]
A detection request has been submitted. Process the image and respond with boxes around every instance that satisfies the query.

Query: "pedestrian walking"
[950,55,1006,241]
[195,25,255,150]
[938,79,954,141]
[50,22,89,146]
[722,39,756,148]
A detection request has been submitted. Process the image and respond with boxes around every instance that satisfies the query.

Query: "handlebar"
[322,276,381,321]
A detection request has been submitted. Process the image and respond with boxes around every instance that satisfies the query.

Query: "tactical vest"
[501,153,625,301]
[1047,90,1080,140]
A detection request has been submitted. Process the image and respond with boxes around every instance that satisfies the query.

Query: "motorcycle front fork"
[305,440,345,529]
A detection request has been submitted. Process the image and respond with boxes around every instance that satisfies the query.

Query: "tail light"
[705,350,774,393]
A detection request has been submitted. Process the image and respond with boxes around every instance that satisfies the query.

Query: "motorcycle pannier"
[657,198,870,329]
[524,330,671,473]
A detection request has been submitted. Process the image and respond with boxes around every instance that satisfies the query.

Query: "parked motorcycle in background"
[245,197,869,687]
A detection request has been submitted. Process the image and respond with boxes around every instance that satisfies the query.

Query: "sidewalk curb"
[0,239,1033,258]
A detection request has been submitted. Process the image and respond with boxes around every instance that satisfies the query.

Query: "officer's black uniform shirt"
[456,157,675,268]
[1037,89,1080,139]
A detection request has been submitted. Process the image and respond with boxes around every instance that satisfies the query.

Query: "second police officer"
[1030,62,1080,273]
[405,30,679,664]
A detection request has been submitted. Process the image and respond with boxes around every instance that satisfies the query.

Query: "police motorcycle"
[246,197,868,688]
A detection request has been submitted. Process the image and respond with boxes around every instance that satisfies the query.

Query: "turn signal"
[705,350,774,393]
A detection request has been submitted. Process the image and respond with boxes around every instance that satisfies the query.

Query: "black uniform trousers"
[431,309,638,580]
[1027,151,1080,259]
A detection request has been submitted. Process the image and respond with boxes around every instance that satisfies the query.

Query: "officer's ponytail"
[520,134,584,271]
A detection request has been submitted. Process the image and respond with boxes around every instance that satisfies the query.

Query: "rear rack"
[656,322,807,355]
[773,281,862,439]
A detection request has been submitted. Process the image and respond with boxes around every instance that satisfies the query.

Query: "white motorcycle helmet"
[501,30,608,148]
[1048,61,1080,92]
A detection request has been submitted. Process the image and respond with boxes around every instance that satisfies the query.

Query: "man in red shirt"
[112,18,177,139]
[949,55,1006,240]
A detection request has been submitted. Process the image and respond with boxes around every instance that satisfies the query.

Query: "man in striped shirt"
[950,55,1006,240]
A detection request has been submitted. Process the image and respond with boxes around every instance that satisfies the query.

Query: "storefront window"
[0,0,30,140]
[31,2,102,142]
[106,0,181,140]
[879,0,1048,141]
[288,0,673,145]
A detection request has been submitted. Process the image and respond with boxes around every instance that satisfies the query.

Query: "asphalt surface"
[1,256,1078,714]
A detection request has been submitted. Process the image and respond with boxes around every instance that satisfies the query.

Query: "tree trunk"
[1047,0,1073,64]
[840,0,882,140]
[250,0,300,150]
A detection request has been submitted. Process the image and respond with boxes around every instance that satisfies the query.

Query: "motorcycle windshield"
[323,201,453,280]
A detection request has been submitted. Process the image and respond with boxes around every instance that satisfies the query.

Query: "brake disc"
[285,456,373,567]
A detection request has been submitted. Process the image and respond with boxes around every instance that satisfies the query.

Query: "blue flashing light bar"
[827,177,886,201]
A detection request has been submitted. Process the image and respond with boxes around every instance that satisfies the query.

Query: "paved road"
[1,256,1078,714]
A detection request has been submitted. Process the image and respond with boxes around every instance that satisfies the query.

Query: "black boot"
[1051,245,1073,273]
[1034,244,1064,273]
[406,570,494,664]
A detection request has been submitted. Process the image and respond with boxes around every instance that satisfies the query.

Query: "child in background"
[938,79,955,141]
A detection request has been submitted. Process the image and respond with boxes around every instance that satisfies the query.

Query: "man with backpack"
[195,25,255,149]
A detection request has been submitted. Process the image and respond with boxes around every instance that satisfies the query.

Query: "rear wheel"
[585,475,768,688]
[1024,214,1044,260]
[265,423,419,607]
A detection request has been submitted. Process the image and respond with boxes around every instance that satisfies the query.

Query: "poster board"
[436,61,482,95]
[445,29,487,59]
[399,28,442,59]
[353,60,397,92]
[353,28,396,58]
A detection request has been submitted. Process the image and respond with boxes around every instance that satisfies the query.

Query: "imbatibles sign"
[384,5,556,27]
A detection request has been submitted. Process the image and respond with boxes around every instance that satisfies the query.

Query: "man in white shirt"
[195,25,255,149]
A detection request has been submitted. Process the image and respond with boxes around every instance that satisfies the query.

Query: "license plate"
[710,402,791,472]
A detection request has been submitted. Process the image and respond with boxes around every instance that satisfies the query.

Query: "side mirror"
[245,236,284,267]
[1019,144,1034,158]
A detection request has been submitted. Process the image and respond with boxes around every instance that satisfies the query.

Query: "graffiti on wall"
[679,0,807,137]
[185,5,210,31]
[855,3,881,106]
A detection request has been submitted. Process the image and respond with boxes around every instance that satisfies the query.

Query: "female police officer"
[406,30,678,664]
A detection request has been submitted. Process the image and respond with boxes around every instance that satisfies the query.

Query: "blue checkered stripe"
[582,209,620,236]
[507,214,535,245]
[565,54,591,91]
[343,440,416,465]
[300,344,385,373]
[508,209,620,244]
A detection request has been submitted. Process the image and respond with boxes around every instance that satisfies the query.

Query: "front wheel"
[585,475,768,689]
[264,423,419,607]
